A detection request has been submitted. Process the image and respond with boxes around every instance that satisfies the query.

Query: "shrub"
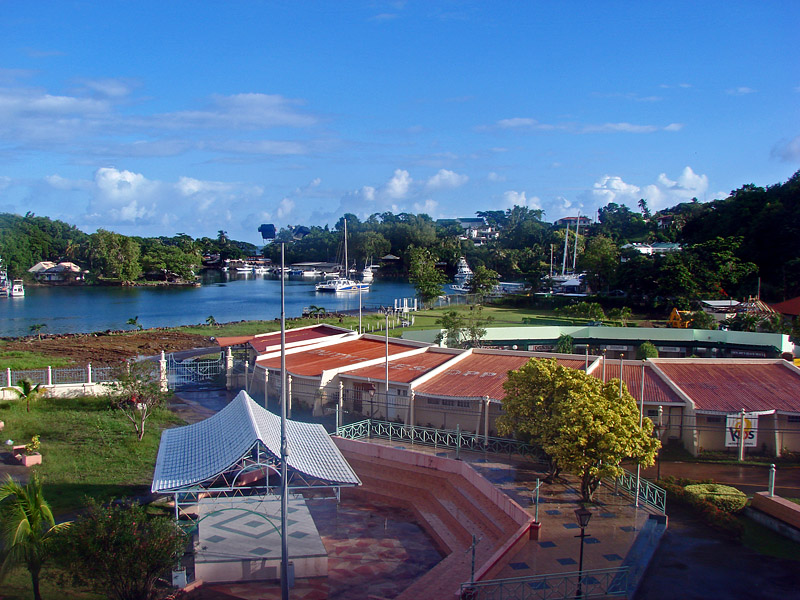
[661,479,745,540]
[684,483,747,513]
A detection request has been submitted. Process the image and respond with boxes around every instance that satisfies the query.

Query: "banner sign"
[725,412,758,447]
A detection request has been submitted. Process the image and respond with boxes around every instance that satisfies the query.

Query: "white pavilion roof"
[152,390,360,493]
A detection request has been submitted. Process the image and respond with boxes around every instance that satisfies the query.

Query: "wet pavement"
[641,461,800,498]
[635,503,799,600]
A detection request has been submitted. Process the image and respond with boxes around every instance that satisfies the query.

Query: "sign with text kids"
[725,412,758,447]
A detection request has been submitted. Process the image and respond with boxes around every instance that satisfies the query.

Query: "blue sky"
[1,1,798,244]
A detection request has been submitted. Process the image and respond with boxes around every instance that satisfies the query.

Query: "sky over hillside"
[1,1,798,243]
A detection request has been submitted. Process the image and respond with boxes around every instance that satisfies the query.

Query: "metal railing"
[335,419,545,463]
[610,468,667,514]
[6,364,116,387]
[459,566,629,599]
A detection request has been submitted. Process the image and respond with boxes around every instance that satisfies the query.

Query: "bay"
[0,271,418,337]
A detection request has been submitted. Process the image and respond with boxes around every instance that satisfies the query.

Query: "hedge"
[684,483,747,513]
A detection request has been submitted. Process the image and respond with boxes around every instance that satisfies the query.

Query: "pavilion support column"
[484,396,491,445]
[774,412,781,458]
[409,390,415,426]
[225,347,233,390]
[264,369,270,409]
[337,380,344,432]
[288,375,293,419]
[475,399,483,437]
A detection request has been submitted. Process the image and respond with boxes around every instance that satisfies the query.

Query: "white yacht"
[315,220,370,293]
[454,256,473,286]
[9,279,24,297]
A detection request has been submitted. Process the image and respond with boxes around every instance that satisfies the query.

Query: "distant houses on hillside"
[28,261,88,283]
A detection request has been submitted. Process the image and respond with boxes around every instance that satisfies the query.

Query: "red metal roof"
[414,354,586,401]
[599,362,683,404]
[215,335,256,348]
[342,350,457,384]
[249,325,347,354]
[257,338,420,377]
[772,296,800,317]
[654,361,800,413]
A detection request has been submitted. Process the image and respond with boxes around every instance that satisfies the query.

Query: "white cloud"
[586,166,709,212]
[582,122,681,134]
[89,167,160,223]
[590,175,641,204]
[155,93,316,130]
[502,190,541,210]
[426,168,468,189]
[487,172,505,182]
[77,78,136,98]
[497,117,538,129]
[386,169,412,198]
[726,86,756,96]
[413,199,438,214]
[772,135,800,163]
[276,198,295,219]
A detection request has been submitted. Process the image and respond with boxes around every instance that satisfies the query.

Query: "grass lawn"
[0,349,73,370]
[0,395,183,515]
[3,569,103,600]
[740,515,800,560]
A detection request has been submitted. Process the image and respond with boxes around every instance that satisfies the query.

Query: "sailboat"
[315,220,370,292]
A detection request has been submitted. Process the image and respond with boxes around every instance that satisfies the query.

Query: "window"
[647,409,659,418]
[457,400,471,408]
[788,415,800,423]
[427,398,440,405]
[442,400,455,407]
[706,416,722,424]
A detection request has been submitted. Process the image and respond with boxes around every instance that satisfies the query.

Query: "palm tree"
[2,380,43,413]
[0,474,70,600]
[126,316,143,331]
[28,324,47,340]
[206,315,218,327]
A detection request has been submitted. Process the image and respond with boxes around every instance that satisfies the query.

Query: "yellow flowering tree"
[498,358,659,501]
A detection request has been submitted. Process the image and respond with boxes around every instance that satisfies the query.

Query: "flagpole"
[280,242,290,599]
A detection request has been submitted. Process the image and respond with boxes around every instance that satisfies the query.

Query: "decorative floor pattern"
[194,495,443,600]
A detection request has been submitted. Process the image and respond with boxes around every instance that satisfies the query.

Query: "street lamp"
[655,405,666,481]
[574,507,592,599]
[367,382,377,438]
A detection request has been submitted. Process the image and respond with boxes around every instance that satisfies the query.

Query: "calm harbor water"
[0,271,418,338]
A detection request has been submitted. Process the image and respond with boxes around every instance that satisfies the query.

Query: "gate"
[166,352,225,389]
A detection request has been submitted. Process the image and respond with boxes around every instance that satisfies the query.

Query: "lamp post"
[367,383,376,438]
[656,405,665,481]
[574,507,592,599]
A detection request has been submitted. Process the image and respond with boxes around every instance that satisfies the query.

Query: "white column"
[484,396,491,445]
[87,363,93,385]
[47,366,52,386]
[288,375,293,419]
[264,369,270,408]
[159,351,168,392]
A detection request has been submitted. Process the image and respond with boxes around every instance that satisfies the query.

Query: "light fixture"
[574,507,592,529]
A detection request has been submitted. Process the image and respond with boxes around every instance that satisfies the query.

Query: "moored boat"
[9,279,24,297]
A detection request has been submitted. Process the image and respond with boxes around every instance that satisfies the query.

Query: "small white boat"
[302,269,322,277]
[316,277,370,292]
[315,220,370,293]
[9,279,24,297]
[252,266,269,274]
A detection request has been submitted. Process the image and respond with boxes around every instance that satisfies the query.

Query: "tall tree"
[468,265,500,298]
[0,474,70,600]
[408,247,448,303]
[580,235,619,293]
[89,229,141,282]
[498,359,659,501]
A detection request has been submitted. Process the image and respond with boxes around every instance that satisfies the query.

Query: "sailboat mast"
[561,220,570,276]
[572,214,580,272]
[343,218,348,274]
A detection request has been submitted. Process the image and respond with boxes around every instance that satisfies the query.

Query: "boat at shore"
[9,279,25,297]
[316,220,370,293]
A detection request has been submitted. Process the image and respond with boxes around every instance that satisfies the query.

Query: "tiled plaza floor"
[189,440,657,599]
[190,495,444,600]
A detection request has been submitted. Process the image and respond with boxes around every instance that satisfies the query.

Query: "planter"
[12,448,42,467]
